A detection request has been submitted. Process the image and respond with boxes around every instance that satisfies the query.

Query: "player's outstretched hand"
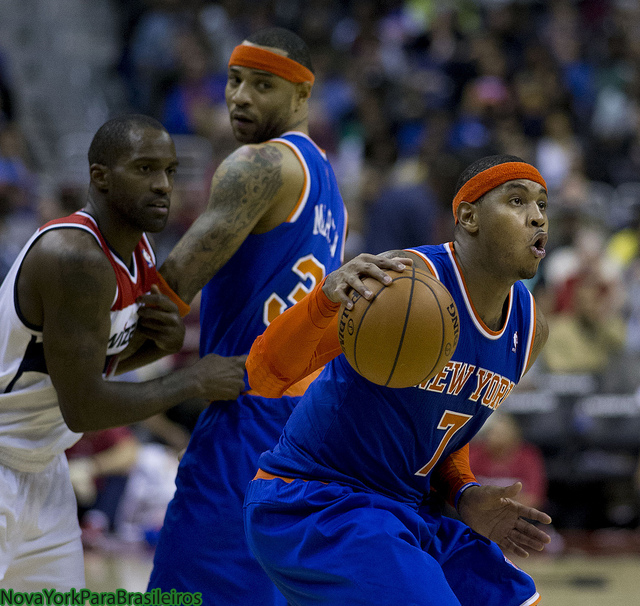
[136,285,185,353]
[322,253,413,308]
[193,353,247,402]
[457,482,552,558]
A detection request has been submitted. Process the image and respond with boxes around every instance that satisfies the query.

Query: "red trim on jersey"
[40,211,160,310]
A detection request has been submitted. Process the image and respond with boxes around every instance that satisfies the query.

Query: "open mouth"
[531,233,547,259]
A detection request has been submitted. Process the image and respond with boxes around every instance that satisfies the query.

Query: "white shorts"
[0,454,85,591]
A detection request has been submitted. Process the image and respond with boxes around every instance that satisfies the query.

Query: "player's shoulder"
[223,141,304,192]
[18,225,116,314]
[28,226,112,276]
[407,243,448,257]
[237,139,303,168]
[512,280,539,313]
[229,140,293,165]
[400,245,449,276]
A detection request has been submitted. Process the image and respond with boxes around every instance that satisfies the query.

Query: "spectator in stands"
[160,30,227,137]
[67,425,182,547]
[542,266,627,386]
[66,427,140,542]
[0,124,39,282]
[606,208,640,392]
[124,0,195,114]
[539,207,629,392]
[535,109,582,192]
[362,152,442,254]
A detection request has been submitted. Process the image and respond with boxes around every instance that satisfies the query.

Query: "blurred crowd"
[2,0,640,538]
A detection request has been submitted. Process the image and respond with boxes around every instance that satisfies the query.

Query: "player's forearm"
[160,233,226,304]
[160,195,259,303]
[58,367,209,432]
[247,279,341,397]
[114,340,174,374]
[159,209,239,303]
[431,444,479,509]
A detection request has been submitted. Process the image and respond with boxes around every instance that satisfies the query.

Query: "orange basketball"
[337,267,459,388]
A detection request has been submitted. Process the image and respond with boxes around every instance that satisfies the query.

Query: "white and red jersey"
[0,210,160,472]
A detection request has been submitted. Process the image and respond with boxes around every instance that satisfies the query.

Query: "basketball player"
[148,31,548,605]
[146,28,348,605]
[244,155,552,605]
[0,115,246,591]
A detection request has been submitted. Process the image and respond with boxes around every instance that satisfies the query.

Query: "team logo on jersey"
[416,361,515,412]
[512,331,518,353]
[108,321,138,351]
[142,248,154,268]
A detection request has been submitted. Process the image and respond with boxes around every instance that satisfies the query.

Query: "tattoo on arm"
[162,144,284,301]
[211,145,283,234]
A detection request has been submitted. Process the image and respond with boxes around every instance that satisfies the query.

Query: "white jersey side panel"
[0,228,81,472]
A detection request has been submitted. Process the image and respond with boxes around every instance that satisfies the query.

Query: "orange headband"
[228,44,315,85]
[452,162,547,222]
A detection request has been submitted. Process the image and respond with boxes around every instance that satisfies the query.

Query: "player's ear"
[90,163,110,192]
[294,81,312,109]
[457,202,479,234]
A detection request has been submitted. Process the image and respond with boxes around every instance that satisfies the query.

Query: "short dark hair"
[454,154,530,195]
[88,114,168,167]
[245,27,314,73]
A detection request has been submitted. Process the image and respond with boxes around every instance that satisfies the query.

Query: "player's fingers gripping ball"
[338,267,459,388]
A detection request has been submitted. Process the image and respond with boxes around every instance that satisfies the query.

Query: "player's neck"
[453,241,512,331]
[283,111,309,136]
[83,198,141,265]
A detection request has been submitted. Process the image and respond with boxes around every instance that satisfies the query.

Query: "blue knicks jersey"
[259,242,537,506]
[199,132,347,357]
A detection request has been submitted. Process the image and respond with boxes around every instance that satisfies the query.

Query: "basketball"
[337,267,459,388]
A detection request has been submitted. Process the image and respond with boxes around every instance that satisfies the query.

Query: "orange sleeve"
[431,444,479,508]
[155,273,191,317]
[247,278,342,398]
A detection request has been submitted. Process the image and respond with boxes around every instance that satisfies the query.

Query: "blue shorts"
[148,395,297,606]
[244,478,540,606]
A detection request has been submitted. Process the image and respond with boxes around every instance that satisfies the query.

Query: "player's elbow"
[59,402,89,432]
[60,407,85,433]
[246,363,286,398]
[58,396,105,433]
